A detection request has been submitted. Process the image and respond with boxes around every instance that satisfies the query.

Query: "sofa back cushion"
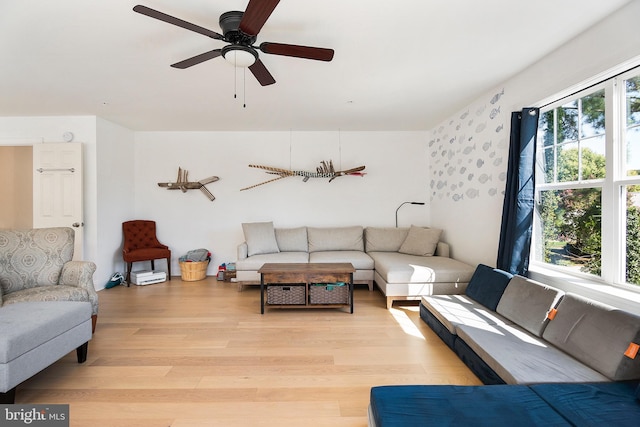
[465,264,513,311]
[398,226,442,257]
[542,293,640,381]
[242,222,280,256]
[308,226,364,252]
[275,227,308,252]
[365,227,409,252]
[0,228,74,294]
[496,276,564,337]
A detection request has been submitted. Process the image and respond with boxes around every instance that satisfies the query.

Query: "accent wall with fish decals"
[428,88,508,203]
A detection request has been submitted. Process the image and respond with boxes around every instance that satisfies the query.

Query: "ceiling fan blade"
[133,5,224,40]
[171,49,222,69]
[239,0,280,36]
[259,42,334,61]
[249,59,276,86]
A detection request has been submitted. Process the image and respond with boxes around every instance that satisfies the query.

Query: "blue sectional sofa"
[368,264,640,426]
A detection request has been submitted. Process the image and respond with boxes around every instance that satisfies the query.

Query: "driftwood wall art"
[241,160,366,191]
[158,167,219,201]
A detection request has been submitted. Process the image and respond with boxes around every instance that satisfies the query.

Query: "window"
[533,70,640,289]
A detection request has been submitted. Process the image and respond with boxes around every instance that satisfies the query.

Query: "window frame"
[532,69,640,292]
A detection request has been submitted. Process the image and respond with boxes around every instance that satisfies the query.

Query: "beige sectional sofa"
[236,222,475,308]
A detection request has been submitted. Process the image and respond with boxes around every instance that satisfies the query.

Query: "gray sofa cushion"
[308,226,364,252]
[421,294,512,335]
[369,252,475,283]
[496,276,564,337]
[275,227,308,252]
[456,322,610,384]
[235,252,309,270]
[542,293,640,381]
[465,264,513,311]
[242,222,280,256]
[309,251,374,270]
[365,227,409,252]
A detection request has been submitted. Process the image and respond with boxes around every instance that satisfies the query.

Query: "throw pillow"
[242,222,280,257]
[398,225,442,256]
[465,264,513,310]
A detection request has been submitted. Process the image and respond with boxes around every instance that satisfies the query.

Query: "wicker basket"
[267,285,306,305]
[309,283,350,305]
[179,261,209,282]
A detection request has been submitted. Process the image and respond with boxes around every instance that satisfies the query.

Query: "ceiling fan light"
[222,45,257,67]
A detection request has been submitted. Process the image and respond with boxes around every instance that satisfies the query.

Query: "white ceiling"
[0,0,632,131]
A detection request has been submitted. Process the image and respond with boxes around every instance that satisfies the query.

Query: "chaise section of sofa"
[365,226,475,308]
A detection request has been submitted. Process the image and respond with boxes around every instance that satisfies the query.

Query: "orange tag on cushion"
[547,308,557,320]
[624,343,639,359]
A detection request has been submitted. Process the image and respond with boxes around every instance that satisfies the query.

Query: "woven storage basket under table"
[179,261,209,282]
[267,284,306,305]
[309,283,350,304]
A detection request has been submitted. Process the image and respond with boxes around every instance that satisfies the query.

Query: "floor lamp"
[395,201,425,227]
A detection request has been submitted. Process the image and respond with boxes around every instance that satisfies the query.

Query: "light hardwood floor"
[17,278,481,426]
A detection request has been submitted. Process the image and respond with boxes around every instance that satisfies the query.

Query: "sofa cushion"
[398,226,442,256]
[542,293,640,381]
[421,295,512,335]
[275,227,308,252]
[456,322,610,384]
[307,226,363,252]
[364,227,409,252]
[465,264,513,311]
[530,382,640,426]
[308,251,374,270]
[496,276,564,337]
[242,222,280,256]
[235,252,309,271]
[369,252,475,284]
[370,384,574,427]
[2,286,91,307]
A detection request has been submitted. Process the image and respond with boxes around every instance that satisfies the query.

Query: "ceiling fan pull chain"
[234,58,238,100]
[243,68,247,108]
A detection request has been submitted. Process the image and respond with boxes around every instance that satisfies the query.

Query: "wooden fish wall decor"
[158,167,219,201]
[241,160,366,191]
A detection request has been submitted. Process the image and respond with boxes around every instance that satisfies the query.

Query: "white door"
[33,143,84,259]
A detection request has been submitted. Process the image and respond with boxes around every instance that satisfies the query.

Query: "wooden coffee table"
[258,263,355,314]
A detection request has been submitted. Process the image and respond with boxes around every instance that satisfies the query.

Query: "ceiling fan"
[133,1,334,86]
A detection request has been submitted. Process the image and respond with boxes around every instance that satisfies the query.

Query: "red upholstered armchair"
[122,220,171,285]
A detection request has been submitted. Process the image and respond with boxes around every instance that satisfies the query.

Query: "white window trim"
[530,58,640,312]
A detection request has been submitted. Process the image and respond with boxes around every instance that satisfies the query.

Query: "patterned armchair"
[0,227,98,332]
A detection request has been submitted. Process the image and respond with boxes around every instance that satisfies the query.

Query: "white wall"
[95,118,136,287]
[133,131,429,275]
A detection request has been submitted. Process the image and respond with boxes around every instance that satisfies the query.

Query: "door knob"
[72,222,84,228]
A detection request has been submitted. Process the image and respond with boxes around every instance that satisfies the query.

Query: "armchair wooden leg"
[76,342,89,363]
[167,257,171,280]
[125,263,133,287]
[91,314,97,333]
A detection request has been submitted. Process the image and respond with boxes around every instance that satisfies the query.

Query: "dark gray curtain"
[496,108,539,275]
